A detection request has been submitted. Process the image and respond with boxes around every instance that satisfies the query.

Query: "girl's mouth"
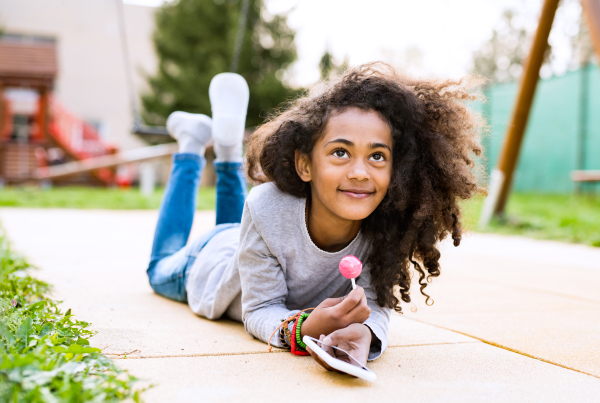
[339,189,374,199]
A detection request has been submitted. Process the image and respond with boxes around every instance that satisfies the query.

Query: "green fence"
[476,63,600,193]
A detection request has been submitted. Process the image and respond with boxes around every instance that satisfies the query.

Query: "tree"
[318,49,348,81]
[471,0,592,84]
[471,9,531,83]
[141,0,298,128]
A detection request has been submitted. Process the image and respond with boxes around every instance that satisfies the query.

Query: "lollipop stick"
[351,278,356,290]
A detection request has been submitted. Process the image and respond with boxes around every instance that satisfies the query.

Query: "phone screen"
[304,336,371,372]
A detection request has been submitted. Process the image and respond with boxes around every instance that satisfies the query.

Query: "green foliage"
[471,0,592,83]
[461,192,600,247]
[318,50,348,81]
[470,9,530,84]
[0,186,216,210]
[142,0,299,127]
[0,230,145,402]
[0,237,50,303]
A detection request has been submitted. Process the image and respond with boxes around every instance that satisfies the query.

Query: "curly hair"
[246,62,484,312]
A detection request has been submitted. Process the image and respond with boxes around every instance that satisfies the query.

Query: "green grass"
[0,229,146,402]
[0,186,598,247]
[461,193,600,247]
[0,186,216,210]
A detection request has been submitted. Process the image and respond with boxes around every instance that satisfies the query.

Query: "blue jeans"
[147,153,246,302]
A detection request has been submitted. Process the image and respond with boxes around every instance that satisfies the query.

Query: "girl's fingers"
[334,286,365,315]
[344,293,371,322]
[319,333,335,356]
[320,296,345,308]
[323,325,371,367]
[323,326,357,347]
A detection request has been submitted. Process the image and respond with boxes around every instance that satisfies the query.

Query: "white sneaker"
[209,73,249,148]
[166,112,212,155]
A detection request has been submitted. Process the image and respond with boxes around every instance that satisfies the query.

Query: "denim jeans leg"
[214,161,247,225]
[147,153,205,301]
[148,222,239,302]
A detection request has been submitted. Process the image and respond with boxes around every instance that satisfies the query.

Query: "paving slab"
[118,343,600,403]
[404,232,600,377]
[2,207,599,401]
[407,308,600,377]
[437,234,600,303]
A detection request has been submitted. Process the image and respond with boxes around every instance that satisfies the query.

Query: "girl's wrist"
[299,314,312,339]
[299,313,325,339]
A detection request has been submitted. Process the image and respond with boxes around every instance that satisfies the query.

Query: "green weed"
[0,230,145,402]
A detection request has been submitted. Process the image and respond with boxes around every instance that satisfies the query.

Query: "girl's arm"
[238,206,299,348]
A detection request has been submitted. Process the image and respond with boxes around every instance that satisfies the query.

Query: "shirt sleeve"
[357,267,391,360]
[238,203,299,348]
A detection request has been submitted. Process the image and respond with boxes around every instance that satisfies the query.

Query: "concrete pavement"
[1,207,599,402]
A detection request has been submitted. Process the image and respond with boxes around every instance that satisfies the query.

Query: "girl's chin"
[332,197,379,221]
[334,208,376,222]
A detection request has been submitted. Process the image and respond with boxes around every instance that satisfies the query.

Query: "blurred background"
[0,0,598,246]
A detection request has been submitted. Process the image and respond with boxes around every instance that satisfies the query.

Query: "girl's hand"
[306,323,372,370]
[301,286,371,339]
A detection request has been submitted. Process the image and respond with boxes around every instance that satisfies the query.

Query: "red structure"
[0,40,117,185]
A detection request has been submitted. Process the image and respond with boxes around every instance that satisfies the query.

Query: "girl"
[147,63,482,368]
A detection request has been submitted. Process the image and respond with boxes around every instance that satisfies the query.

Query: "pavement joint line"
[108,349,288,360]
[107,341,481,360]
[404,317,600,380]
[386,341,480,348]
[462,276,600,306]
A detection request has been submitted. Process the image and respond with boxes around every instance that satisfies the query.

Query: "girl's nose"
[347,161,370,181]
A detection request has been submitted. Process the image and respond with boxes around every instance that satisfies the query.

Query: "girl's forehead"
[321,108,392,143]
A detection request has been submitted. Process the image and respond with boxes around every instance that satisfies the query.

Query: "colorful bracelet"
[295,312,310,350]
[279,320,291,349]
[267,308,316,354]
[290,318,309,356]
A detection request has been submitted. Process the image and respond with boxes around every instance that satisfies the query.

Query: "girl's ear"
[295,150,312,183]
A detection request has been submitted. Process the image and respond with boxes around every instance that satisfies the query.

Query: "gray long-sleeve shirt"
[186,182,391,360]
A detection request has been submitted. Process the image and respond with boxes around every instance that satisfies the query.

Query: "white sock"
[209,73,249,162]
[166,111,212,155]
[213,141,244,163]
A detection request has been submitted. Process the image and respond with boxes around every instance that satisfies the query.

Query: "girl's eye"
[370,153,385,161]
[333,149,349,158]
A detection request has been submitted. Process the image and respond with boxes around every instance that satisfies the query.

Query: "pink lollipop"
[339,255,363,290]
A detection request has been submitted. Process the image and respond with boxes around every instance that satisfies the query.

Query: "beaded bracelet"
[290,319,309,356]
[267,307,315,353]
[278,320,291,349]
[295,313,310,350]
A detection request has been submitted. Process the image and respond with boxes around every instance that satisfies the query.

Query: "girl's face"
[296,107,393,222]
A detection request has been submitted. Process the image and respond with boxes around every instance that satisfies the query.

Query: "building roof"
[0,42,57,87]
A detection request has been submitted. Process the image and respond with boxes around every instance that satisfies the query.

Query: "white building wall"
[0,0,158,151]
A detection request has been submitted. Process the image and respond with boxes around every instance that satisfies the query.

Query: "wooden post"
[581,0,600,60]
[0,83,4,182]
[480,0,561,226]
[0,83,4,138]
[36,87,49,141]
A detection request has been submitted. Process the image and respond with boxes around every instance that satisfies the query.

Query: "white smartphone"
[303,335,377,382]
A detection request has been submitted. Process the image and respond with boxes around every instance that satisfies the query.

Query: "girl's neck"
[305,196,362,253]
